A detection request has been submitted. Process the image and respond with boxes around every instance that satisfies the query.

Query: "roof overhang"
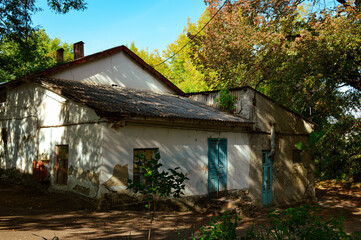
[106,116,254,132]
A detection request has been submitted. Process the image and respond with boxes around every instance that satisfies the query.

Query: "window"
[133,148,159,184]
[1,128,7,156]
[293,150,302,164]
[56,145,69,185]
[0,89,6,103]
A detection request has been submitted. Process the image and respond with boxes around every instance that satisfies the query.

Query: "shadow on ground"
[0,181,360,239]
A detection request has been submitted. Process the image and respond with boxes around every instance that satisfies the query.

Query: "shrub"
[127,152,188,240]
[245,205,361,240]
[215,88,236,113]
[198,210,240,240]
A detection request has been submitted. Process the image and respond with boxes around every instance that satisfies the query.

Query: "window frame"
[56,145,69,185]
[1,128,8,156]
[0,89,6,103]
[292,149,303,164]
[133,148,159,185]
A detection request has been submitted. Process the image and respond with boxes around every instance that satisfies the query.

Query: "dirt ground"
[0,181,360,240]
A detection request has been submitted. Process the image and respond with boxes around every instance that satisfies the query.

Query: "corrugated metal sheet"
[35,77,253,124]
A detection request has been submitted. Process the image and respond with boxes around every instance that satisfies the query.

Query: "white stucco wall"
[50,51,175,94]
[0,84,41,172]
[100,124,250,197]
[0,83,103,198]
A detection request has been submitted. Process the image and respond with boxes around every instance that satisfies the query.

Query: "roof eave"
[105,115,254,130]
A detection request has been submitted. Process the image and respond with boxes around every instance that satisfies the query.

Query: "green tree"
[128,11,213,93]
[0,29,73,81]
[0,0,87,41]
[128,41,172,82]
[162,13,213,93]
[187,0,361,122]
[0,0,86,81]
[127,152,188,240]
[186,0,361,181]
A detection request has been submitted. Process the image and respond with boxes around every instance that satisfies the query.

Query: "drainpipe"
[268,122,276,159]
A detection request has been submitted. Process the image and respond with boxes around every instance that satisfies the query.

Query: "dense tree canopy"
[130,0,360,181]
[184,0,360,123]
[0,0,86,81]
[0,29,73,81]
[0,0,86,41]
[128,12,213,93]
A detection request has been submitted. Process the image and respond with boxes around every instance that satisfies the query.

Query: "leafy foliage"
[128,12,213,93]
[314,116,361,182]
[0,0,86,81]
[0,0,87,41]
[245,205,361,240]
[215,88,236,113]
[185,0,361,182]
[127,152,188,240]
[198,211,240,240]
[0,29,73,81]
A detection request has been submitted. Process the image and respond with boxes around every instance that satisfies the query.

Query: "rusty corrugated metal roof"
[35,77,253,124]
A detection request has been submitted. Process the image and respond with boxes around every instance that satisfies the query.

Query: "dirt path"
[315,181,361,234]
[0,181,360,239]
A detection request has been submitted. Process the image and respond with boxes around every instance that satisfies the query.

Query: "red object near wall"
[33,160,48,181]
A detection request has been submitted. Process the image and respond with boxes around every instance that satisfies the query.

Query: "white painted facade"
[50,51,175,94]
[0,83,251,199]
[0,84,103,198]
[0,46,315,206]
[100,124,250,196]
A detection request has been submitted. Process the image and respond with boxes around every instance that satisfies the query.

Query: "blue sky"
[32,0,206,56]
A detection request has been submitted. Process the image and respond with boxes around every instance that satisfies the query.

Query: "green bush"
[198,210,240,240]
[245,205,361,240]
[215,88,236,113]
[127,152,188,240]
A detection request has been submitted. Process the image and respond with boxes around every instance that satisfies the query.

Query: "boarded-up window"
[293,150,302,164]
[56,145,69,185]
[0,89,6,103]
[133,148,158,184]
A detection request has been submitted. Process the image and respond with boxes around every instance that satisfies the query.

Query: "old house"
[0,42,314,207]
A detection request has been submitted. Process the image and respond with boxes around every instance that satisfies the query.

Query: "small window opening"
[0,89,7,103]
[133,148,159,184]
[293,150,302,164]
[1,128,8,155]
[56,145,69,185]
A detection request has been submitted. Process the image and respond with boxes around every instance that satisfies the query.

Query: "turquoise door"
[262,151,273,206]
[208,138,227,198]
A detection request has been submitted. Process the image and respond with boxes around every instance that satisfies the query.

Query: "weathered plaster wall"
[39,124,102,198]
[0,83,103,198]
[0,84,41,172]
[50,51,175,94]
[247,89,315,206]
[250,89,313,134]
[189,88,315,206]
[248,134,314,207]
[100,124,250,197]
[188,88,253,121]
[189,88,313,134]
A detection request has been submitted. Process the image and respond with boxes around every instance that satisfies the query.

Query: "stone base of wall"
[98,188,258,217]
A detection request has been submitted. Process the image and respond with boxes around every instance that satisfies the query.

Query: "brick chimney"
[73,41,84,60]
[56,48,64,63]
